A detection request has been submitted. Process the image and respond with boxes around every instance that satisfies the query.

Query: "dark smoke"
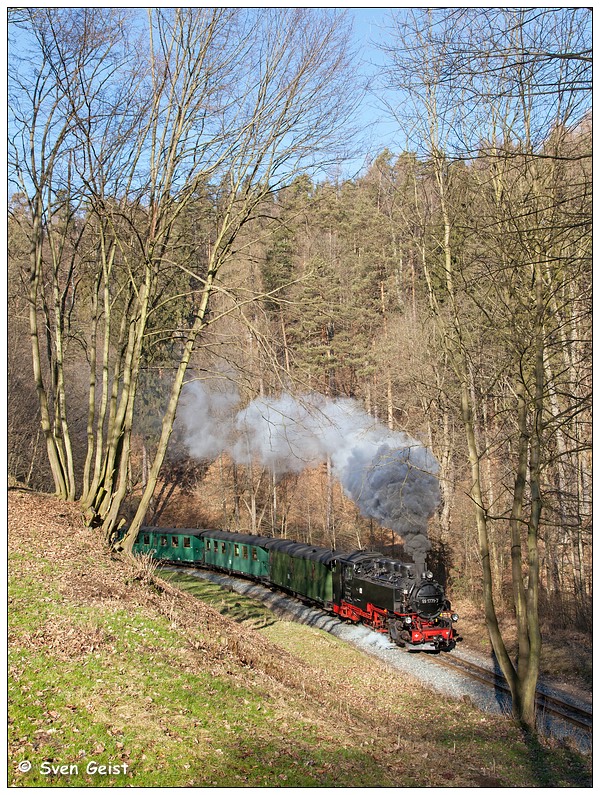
[177,381,440,564]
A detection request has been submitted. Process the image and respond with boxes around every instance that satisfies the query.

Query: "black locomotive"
[332,550,460,651]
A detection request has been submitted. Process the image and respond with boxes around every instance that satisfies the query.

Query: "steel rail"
[429,652,592,731]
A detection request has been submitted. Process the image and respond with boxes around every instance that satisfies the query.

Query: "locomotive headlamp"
[404,616,412,625]
[426,572,433,579]
[451,613,459,622]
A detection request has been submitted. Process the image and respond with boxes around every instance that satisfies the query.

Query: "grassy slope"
[8,491,591,788]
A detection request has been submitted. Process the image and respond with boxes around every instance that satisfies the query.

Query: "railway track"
[163,563,592,741]
[430,652,592,732]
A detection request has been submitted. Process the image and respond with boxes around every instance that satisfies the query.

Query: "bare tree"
[9,8,359,550]
[379,7,591,729]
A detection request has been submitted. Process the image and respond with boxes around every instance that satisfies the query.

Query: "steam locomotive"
[132,526,460,652]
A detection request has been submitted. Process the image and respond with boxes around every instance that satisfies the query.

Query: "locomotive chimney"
[413,560,427,579]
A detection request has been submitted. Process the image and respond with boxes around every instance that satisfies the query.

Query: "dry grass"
[8,490,379,731]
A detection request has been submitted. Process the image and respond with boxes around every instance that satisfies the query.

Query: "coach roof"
[140,526,205,536]
[263,538,336,565]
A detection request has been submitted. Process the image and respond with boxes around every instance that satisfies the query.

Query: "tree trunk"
[118,264,217,552]
[28,209,69,498]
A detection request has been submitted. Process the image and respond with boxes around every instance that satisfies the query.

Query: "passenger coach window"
[172,536,178,547]
[221,543,226,554]
[252,549,257,561]
[214,541,218,551]
[234,544,239,557]
[206,540,211,550]
[160,536,167,546]
[183,537,191,548]
[143,535,150,545]
[242,546,248,559]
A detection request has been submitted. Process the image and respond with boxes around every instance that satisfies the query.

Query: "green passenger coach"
[134,527,205,564]
[265,539,334,607]
[131,525,336,607]
[201,530,271,580]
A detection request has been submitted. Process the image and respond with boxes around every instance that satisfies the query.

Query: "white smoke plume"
[177,381,440,565]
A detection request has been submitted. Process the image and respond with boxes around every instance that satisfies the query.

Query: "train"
[131,526,461,652]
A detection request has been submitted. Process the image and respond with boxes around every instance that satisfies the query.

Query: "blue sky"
[6,7,399,185]
[344,8,403,176]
